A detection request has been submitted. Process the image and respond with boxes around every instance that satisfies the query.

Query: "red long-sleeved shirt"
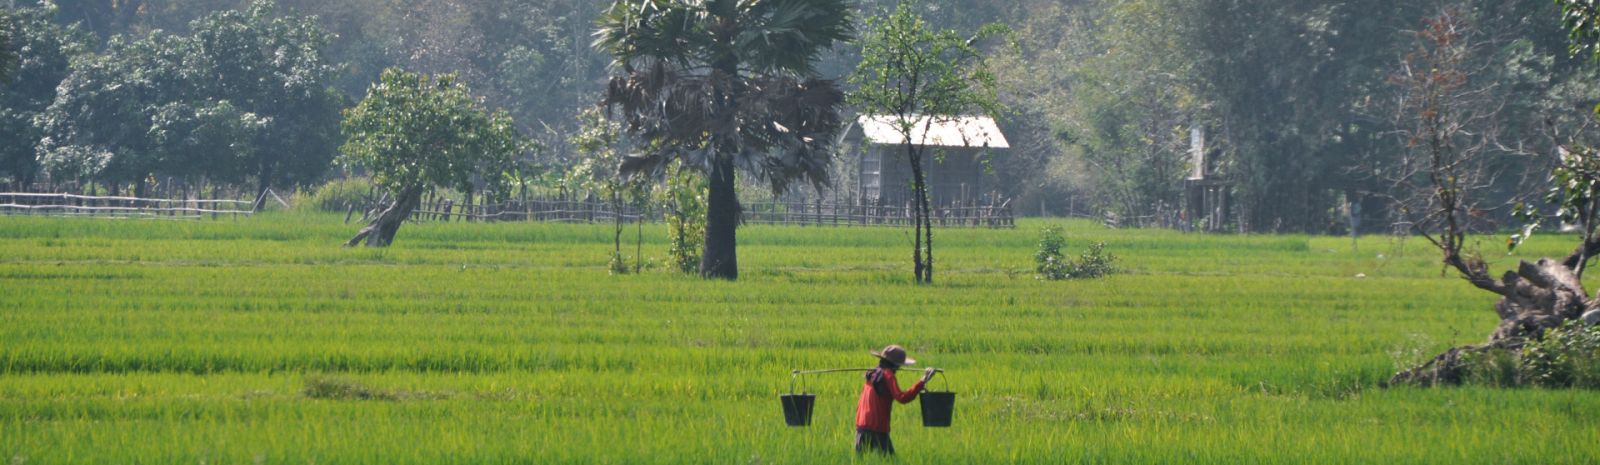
[855,368,925,433]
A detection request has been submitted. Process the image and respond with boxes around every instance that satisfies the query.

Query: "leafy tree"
[0,5,88,188]
[659,164,706,275]
[565,107,646,274]
[850,0,1004,284]
[1388,5,1600,386]
[33,0,339,197]
[339,68,523,247]
[187,0,343,198]
[1056,0,1198,223]
[1560,0,1600,60]
[147,100,270,187]
[595,0,853,280]
[35,32,195,195]
[0,9,14,82]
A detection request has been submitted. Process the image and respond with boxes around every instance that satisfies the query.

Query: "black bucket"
[780,393,816,426]
[920,391,956,427]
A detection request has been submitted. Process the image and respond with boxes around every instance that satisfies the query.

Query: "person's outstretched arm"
[889,368,936,403]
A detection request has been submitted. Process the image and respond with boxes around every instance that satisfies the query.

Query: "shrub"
[661,168,705,275]
[1035,225,1118,280]
[1068,241,1118,279]
[1520,321,1600,388]
[609,252,630,275]
[295,177,375,213]
[1034,225,1069,280]
[1460,321,1600,388]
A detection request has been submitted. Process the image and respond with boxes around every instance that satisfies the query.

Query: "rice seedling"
[0,213,1596,463]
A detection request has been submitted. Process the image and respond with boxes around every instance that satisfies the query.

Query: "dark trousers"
[855,428,895,455]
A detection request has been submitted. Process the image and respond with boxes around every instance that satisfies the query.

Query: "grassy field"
[2,213,1598,464]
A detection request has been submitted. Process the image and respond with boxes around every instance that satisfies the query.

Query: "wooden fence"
[740,201,1014,228]
[371,196,1014,229]
[0,192,255,220]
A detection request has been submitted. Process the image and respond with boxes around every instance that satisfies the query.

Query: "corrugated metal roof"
[856,114,1010,149]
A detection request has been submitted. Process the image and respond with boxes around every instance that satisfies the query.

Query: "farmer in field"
[855,344,936,455]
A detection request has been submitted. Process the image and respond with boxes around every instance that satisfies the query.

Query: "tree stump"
[1391,258,1599,386]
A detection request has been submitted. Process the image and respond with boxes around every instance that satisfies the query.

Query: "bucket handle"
[924,368,948,393]
[789,370,806,395]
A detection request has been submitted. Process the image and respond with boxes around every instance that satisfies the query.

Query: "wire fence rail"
[0,192,255,220]
[373,196,1015,229]
[1,190,1014,228]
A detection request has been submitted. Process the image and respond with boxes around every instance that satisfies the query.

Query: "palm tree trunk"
[701,156,739,280]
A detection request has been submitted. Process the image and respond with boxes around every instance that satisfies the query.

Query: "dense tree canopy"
[29,0,340,196]
[0,6,86,188]
[339,68,524,247]
[5,0,1600,235]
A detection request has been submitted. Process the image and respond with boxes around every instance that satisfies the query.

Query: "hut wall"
[863,145,997,207]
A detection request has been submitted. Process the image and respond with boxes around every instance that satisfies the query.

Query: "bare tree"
[1387,8,1600,386]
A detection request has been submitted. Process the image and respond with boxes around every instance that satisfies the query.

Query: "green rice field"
[2,213,1598,463]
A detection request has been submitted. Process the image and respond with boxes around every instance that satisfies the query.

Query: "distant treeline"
[3,0,1597,232]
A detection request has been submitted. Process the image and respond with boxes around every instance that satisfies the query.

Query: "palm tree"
[595,0,852,280]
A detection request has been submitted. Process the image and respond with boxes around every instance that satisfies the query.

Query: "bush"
[662,168,705,275]
[1035,225,1118,280]
[1461,321,1600,388]
[1034,225,1070,280]
[295,177,375,213]
[1521,321,1600,388]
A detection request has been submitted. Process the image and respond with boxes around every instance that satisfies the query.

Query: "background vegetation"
[7,0,1600,234]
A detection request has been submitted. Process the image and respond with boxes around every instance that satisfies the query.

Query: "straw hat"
[871,345,916,367]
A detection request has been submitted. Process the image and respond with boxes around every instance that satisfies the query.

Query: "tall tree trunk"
[612,189,625,272]
[345,186,423,248]
[252,163,274,212]
[699,51,742,281]
[635,204,644,275]
[701,156,739,280]
[908,146,932,284]
[920,162,934,284]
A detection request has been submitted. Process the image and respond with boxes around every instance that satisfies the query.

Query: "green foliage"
[32,0,341,192]
[1034,225,1118,281]
[295,177,375,213]
[1520,321,1600,388]
[0,5,88,186]
[566,107,647,274]
[563,107,637,202]
[1034,225,1070,280]
[1559,0,1600,61]
[661,165,707,274]
[849,0,1005,122]
[596,0,854,279]
[147,100,271,184]
[339,68,523,201]
[1462,322,1600,388]
[0,10,13,82]
[850,0,1005,283]
[186,0,345,192]
[595,0,852,193]
[1068,241,1119,279]
[36,32,195,189]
